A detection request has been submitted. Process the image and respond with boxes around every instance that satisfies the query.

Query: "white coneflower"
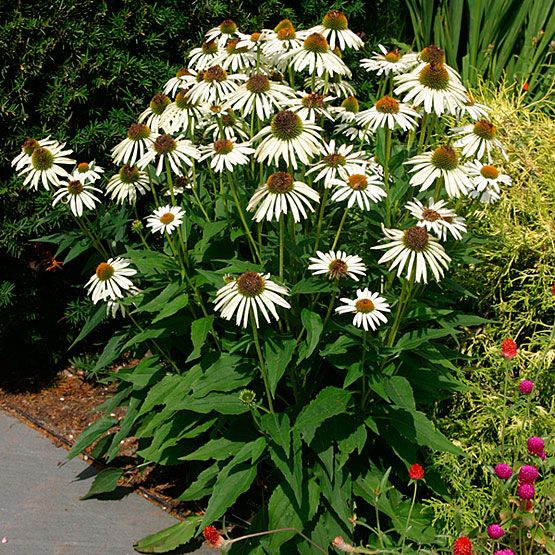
[106,286,141,319]
[247,171,319,223]
[457,92,489,121]
[188,40,222,71]
[330,170,386,210]
[137,134,200,176]
[86,258,137,304]
[335,288,390,331]
[308,250,366,281]
[225,74,297,121]
[262,22,305,65]
[163,67,197,98]
[11,137,58,172]
[356,96,420,132]
[306,139,369,188]
[105,165,149,205]
[254,110,325,169]
[214,271,291,328]
[284,91,335,122]
[394,62,467,116]
[160,90,205,135]
[146,205,185,235]
[244,175,310,225]
[52,178,102,217]
[138,92,171,133]
[285,33,351,78]
[112,123,155,166]
[405,198,467,240]
[15,141,75,191]
[361,45,414,76]
[186,65,245,105]
[205,19,241,47]
[372,225,451,283]
[466,160,512,204]
[306,75,357,99]
[217,38,258,72]
[200,138,255,173]
[452,119,508,162]
[236,31,267,51]
[308,9,364,51]
[203,107,250,141]
[405,146,472,198]
[72,161,104,184]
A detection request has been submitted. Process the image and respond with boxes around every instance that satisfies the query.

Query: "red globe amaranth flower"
[517,483,535,500]
[527,436,545,456]
[202,526,224,548]
[501,338,517,359]
[494,463,512,479]
[518,379,534,395]
[487,524,504,540]
[518,464,539,484]
[522,82,529,92]
[408,463,425,480]
[551,282,555,296]
[453,536,473,555]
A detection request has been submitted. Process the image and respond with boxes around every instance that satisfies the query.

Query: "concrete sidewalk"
[0,411,209,555]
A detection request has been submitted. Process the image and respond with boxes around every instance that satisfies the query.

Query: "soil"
[0,366,196,519]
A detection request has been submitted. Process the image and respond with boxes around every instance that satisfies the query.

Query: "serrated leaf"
[393,327,457,352]
[67,416,117,459]
[151,294,188,324]
[134,515,202,553]
[298,309,323,361]
[264,337,296,397]
[290,277,333,295]
[295,387,352,444]
[80,468,124,500]
[179,463,221,501]
[187,315,214,362]
[180,438,246,461]
[69,303,106,349]
[384,376,415,411]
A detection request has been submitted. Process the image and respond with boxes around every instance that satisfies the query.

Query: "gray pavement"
[0,411,209,555]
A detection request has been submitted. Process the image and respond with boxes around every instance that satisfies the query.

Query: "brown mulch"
[0,367,195,518]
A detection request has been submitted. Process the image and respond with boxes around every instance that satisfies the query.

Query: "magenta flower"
[517,483,535,499]
[518,379,534,394]
[487,524,504,540]
[494,550,515,555]
[494,463,512,479]
[518,464,539,484]
[527,436,545,456]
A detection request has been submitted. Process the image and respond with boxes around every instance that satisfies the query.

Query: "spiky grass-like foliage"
[427,81,555,537]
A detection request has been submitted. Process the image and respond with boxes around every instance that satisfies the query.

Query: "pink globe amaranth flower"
[527,436,545,456]
[487,524,504,540]
[501,338,517,359]
[518,379,534,394]
[494,463,513,479]
[539,450,546,461]
[518,464,539,484]
[494,550,515,555]
[408,463,425,480]
[331,536,356,553]
[452,536,473,555]
[517,483,535,499]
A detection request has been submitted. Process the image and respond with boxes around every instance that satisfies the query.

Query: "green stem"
[499,360,513,457]
[385,276,414,348]
[400,481,418,553]
[148,173,160,206]
[73,215,109,259]
[417,113,428,153]
[313,188,329,253]
[383,126,392,227]
[360,331,367,409]
[165,158,176,206]
[250,315,274,413]
[322,289,338,329]
[279,213,285,282]
[228,172,263,264]
[331,207,349,250]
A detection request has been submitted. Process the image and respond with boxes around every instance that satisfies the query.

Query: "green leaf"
[290,277,333,295]
[116,356,164,388]
[180,438,246,461]
[151,294,188,324]
[106,394,142,462]
[137,283,181,313]
[133,515,202,553]
[264,337,296,397]
[393,327,457,352]
[298,309,323,361]
[187,315,214,362]
[125,248,175,276]
[92,332,128,372]
[319,335,356,357]
[295,387,352,444]
[69,303,106,349]
[80,468,124,500]
[384,376,415,411]
[199,438,266,528]
[67,416,117,459]
[388,407,463,454]
[264,485,303,551]
[179,462,221,501]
